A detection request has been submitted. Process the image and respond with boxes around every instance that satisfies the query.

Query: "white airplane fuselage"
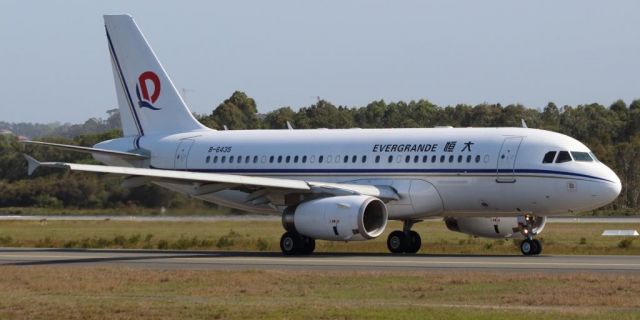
[96,126,622,220]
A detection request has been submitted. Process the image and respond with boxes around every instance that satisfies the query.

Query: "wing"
[23,155,400,203]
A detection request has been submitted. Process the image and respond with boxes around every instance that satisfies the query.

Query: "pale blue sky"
[1,1,639,123]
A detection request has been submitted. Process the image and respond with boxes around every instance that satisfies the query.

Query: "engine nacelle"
[283,195,388,241]
[444,216,546,239]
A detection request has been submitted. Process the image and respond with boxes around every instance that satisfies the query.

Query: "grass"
[0,219,639,254]
[0,266,638,319]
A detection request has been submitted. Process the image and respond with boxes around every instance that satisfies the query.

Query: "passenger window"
[352,155,357,163]
[221,156,226,163]
[237,156,242,164]
[253,156,258,163]
[542,151,556,164]
[555,151,572,163]
[213,156,218,164]
[327,156,332,163]
[571,151,593,162]
[475,155,480,163]
[375,155,380,163]
[422,155,428,163]
[362,155,367,163]
[319,155,324,163]
[302,156,306,163]
[343,155,349,163]
[388,155,393,163]
[286,155,290,163]
[294,155,299,163]
[414,155,419,163]
[457,155,463,163]
[229,156,234,163]
[206,156,210,163]
[466,155,471,163]
[431,155,436,163]
[448,155,454,163]
[405,155,411,163]
[245,155,250,163]
[335,155,341,163]
[440,155,445,163]
[277,155,283,163]
[269,156,274,163]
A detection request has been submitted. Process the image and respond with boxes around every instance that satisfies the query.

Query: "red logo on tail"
[135,71,161,110]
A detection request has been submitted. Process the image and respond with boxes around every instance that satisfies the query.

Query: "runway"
[0,248,638,273]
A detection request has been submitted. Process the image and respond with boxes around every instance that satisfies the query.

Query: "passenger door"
[496,137,523,183]
[174,139,195,169]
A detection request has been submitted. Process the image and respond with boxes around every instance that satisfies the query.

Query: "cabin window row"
[204,154,483,165]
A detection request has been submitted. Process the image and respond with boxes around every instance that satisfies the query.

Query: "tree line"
[1,91,639,214]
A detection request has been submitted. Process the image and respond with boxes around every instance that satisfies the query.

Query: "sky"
[1,1,639,124]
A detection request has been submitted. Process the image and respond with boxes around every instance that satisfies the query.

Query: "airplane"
[23,14,622,256]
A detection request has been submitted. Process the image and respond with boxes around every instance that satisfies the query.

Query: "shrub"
[618,238,634,249]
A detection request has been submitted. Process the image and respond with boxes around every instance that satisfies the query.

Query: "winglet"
[23,154,41,176]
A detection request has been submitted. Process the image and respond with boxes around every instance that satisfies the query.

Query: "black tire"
[300,236,316,255]
[531,239,542,255]
[520,239,533,256]
[405,231,421,254]
[387,230,406,253]
[280,232,300,255]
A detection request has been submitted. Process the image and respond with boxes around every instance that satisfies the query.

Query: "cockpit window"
[542,151,556,163]
[589,152,599,162]
[571,151,593,162]
[555,151,572,163]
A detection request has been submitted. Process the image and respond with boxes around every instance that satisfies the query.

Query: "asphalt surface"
[0,248,638,273]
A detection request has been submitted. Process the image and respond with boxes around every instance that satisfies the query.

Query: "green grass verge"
[0,219,638,255]
[0,267,638,319]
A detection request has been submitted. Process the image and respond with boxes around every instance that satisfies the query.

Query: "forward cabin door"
[174,139,195,169]
[496,137,523,183]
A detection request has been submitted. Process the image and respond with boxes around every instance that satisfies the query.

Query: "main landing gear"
[387,220,422,254]
[280,231,315,255]
[519,215,542,256]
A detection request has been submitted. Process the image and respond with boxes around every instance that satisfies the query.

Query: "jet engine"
[444,216,546,238]
[282,195,388,241]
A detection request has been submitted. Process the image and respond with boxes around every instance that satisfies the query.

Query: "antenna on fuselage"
[223,125,229,131]
[286,121,294,130]
[521,119,528,128]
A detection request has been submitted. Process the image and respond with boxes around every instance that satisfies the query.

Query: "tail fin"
[104,14,208,136]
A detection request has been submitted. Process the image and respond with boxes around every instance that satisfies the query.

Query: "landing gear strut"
[280,231,315,255]
[519,215,542,256]
[387,220,422,254]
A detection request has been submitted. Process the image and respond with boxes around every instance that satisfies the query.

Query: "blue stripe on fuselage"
[148,166,613,183]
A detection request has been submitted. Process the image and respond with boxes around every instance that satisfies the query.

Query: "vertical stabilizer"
[104,14,208,136]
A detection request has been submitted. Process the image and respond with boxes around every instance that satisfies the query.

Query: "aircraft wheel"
[520,239,534,256]
[531,239,542,255]
[280,232,301,255]
[299,236,316,255]
[387,231,407,253]
[405,231,422,254]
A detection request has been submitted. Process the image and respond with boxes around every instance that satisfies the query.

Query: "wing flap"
[25,155,310,191]
[22,141,148,159]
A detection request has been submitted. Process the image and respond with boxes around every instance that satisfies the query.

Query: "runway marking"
[173,257,640,268]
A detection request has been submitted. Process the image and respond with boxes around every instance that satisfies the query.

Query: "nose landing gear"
[519,215,542,256]
[387,220,422,254]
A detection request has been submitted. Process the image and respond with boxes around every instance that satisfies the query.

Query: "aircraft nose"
[602,166,622,203]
